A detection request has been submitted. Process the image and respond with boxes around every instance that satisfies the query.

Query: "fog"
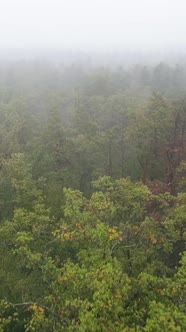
[1,0,186,49]
[0,0,186,64]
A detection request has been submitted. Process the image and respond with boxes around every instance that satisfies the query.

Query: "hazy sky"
[0,0,186,51]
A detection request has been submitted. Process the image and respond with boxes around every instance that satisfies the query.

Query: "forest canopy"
[0,59,185,331]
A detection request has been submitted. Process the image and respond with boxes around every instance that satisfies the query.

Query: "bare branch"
[9,302,50,311]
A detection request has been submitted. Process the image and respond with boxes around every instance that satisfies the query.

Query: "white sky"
[0,0,186,50]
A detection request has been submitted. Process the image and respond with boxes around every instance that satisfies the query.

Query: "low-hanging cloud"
[0,0,186,51]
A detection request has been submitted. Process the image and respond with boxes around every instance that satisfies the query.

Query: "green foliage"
[0,61,186,331]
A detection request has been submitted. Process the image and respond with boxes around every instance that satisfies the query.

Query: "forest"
[0,59,185,331]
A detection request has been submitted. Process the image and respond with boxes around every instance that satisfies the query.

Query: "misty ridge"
[1,48,186,100]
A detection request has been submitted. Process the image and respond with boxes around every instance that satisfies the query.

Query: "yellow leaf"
[108,228,116,234]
